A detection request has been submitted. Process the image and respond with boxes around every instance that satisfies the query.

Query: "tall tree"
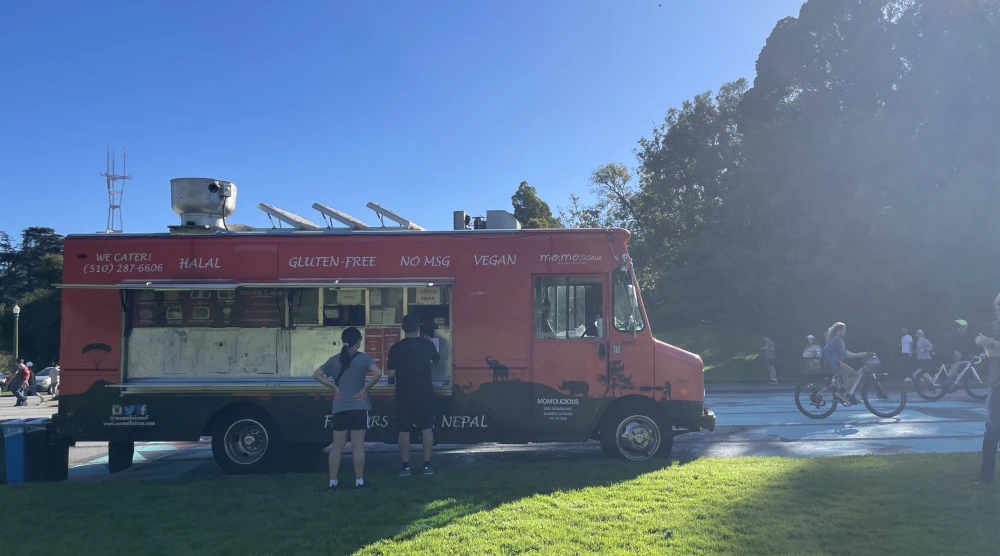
[560,163,638,230]
[512,182,561,228]
[0,227,64,365]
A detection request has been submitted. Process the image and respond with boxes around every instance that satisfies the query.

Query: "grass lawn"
[4,453,998,555]
[656,325,790,383]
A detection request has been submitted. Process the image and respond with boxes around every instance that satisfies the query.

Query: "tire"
[794,379,838,419]
[914,369,947,401]
[963,371,989,401]
[862,376,906,418]
[211,410,281,475]
[599,406,672,461]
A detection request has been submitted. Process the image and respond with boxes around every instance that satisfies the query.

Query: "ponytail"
[339,345,353,370]
[339,327,363,369]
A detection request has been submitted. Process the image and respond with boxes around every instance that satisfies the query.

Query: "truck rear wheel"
[599,407,672,461]
[211,411,281,475]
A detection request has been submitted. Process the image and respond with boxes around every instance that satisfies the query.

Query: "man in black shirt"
[387,313,441,476]
[975,294,1000,483]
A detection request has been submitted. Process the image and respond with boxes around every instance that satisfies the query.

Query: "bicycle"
[913,355,987,401]
[795,354,907,419]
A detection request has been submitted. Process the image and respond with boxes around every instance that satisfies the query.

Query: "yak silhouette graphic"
[485,357,509,382]
[559,380,590,397]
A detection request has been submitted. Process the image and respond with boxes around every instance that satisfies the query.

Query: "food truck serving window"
[130,288,285,328]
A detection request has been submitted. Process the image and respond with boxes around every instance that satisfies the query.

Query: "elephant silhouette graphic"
[485,357,509,382]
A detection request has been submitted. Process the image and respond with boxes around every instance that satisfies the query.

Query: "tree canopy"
[568,0,1000,353]
[512,181,561,229]
[0,227,63,367]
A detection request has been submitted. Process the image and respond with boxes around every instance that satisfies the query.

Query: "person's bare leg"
[398,431,410,465]
[422,428,433,464]
[350,429,366,483]
[329,430,347,483]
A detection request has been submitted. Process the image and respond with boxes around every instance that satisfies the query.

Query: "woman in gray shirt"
[313,327,383,491]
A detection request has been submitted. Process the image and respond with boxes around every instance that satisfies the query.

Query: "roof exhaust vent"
[170,178,237,229]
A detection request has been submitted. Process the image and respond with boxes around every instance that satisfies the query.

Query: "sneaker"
[355,482,368,490]
[327,483,339,492]
[398,466,411,477]
[422,465,435,476]
[768,378,778,384]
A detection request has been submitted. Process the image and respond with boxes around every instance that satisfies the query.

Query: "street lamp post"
[12,303,20,361]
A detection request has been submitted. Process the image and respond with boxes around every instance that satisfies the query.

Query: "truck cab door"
[606,265,653,397]
[529,275,609,441]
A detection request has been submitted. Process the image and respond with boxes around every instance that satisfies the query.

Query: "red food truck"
[53,178,714,474]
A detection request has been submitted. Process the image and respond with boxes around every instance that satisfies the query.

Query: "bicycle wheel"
[795,378,838,419]
[914,369,947,401]
[963,370,989,401]
[862,375,907,418]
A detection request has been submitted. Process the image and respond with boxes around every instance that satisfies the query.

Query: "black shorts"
[330,410,368,432]
[396,403,435,432]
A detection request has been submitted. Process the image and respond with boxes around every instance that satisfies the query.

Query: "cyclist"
[940,320,971,384]
[823,322,869,401]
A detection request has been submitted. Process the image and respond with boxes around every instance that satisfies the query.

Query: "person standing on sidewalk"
[900,328,914,381]
[312,327,383,491]
[802,335,823,358]
[915,330,934,375]
[387,313,441,476]
[762,336,778,384]
[50,363,60,399]
[975,294,1000,484]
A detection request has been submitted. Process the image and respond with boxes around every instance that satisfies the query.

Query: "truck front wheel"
[211,412,280,475]
[600,408,673,461]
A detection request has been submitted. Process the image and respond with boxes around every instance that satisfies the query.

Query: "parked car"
[34,367,57,394]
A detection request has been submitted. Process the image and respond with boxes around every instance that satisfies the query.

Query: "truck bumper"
[701,406,716,432]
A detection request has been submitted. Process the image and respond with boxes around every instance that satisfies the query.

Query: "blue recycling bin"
[1,419,28,485]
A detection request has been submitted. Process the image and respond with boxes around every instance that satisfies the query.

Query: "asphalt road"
[0,387,988,483]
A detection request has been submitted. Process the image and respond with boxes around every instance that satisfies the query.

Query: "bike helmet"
[955,319,968,327]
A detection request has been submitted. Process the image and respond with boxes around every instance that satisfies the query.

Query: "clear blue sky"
[0,0,803,238]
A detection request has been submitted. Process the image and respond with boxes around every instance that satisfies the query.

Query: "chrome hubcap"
[616,415,660,460]
[224,419,269,465]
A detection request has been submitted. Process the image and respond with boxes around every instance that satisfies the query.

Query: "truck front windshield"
[612,268,645,332]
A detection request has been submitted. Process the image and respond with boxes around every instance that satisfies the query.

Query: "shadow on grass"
[1,448,684,556]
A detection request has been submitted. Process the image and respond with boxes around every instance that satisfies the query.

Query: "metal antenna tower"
[99,146,132,233]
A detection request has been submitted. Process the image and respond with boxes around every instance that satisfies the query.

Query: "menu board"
[131,288,284,328]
